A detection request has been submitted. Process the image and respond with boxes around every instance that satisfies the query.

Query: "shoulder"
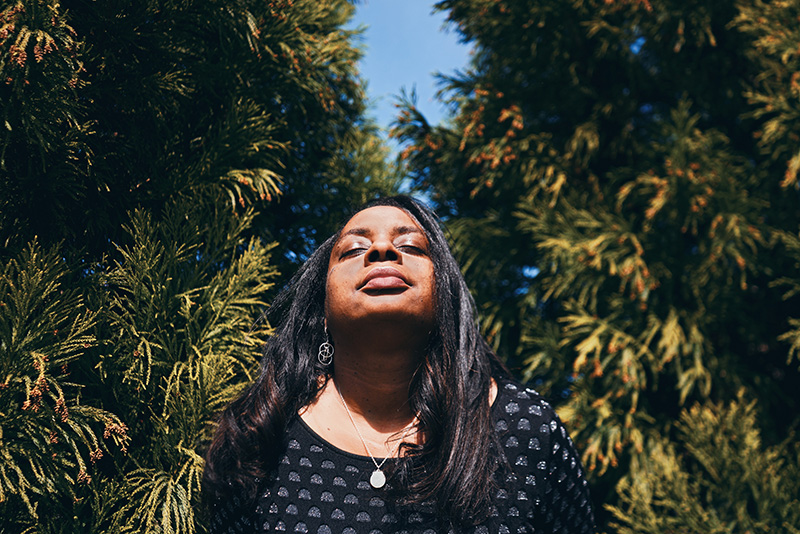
[492,378,583,471]
[492,379,562,469]
[492,379,596,533]
[493,379,559,431]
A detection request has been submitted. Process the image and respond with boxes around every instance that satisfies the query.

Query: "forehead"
[338,206,424,238]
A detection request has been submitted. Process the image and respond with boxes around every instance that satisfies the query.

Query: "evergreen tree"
[88,197,278,534]
[0,241,129,529]
[395,0,800,530]
[1,0,397,263]
[608,391,800,534]
[1,0,396,532]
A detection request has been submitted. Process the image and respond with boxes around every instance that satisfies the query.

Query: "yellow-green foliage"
[609,392,800,534]
[96,199,278,534]
[0,242,128,521]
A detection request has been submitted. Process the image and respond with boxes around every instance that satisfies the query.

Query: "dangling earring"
[318,327,334,366]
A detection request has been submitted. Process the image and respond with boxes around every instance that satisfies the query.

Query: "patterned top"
[210,380,595,533]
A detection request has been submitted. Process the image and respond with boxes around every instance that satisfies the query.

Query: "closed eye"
[398,244,427,255]
[340,247,368,259]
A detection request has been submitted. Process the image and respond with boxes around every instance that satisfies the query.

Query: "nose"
[366,239,399,263]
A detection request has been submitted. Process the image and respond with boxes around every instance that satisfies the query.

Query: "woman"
[204,196,595,533]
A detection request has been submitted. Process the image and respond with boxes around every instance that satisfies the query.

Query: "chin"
[335,306,434,329]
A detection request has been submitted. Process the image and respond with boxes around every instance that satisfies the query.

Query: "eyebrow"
[342,225,423,238]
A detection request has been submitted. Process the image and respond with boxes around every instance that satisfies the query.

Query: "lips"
[359,266,410,290]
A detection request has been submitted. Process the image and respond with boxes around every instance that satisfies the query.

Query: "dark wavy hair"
[203,195,509,524]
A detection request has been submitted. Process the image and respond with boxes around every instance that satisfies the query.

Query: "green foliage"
[0,0,90,253]
[608,392,800,534]
[1,194,278,533]
[737,0,800,191]
[0,0,396,262]
[0,242,128,523]
[93,196,277,534]
[776,230,800,366]
[396,0,800,530]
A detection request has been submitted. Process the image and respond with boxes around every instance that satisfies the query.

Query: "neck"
[329,341,422,428]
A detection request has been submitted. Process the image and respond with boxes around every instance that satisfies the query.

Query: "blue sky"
[347,1,472,134]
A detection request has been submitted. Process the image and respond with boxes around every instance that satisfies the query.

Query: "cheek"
[324,268,335,313]
[324,265,350,311]
[421,266,437,310]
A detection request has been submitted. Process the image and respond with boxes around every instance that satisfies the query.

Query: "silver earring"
[318,328,334,365]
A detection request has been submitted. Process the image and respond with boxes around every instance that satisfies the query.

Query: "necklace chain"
[333,380,416,472]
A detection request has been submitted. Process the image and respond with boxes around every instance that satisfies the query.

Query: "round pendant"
[369,469,386,489]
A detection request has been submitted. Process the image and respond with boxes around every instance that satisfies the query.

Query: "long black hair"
[203,195,509,523]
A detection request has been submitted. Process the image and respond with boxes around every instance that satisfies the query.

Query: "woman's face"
[325,206,436,334]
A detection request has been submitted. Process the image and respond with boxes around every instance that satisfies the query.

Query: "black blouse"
[210,380,595,533]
